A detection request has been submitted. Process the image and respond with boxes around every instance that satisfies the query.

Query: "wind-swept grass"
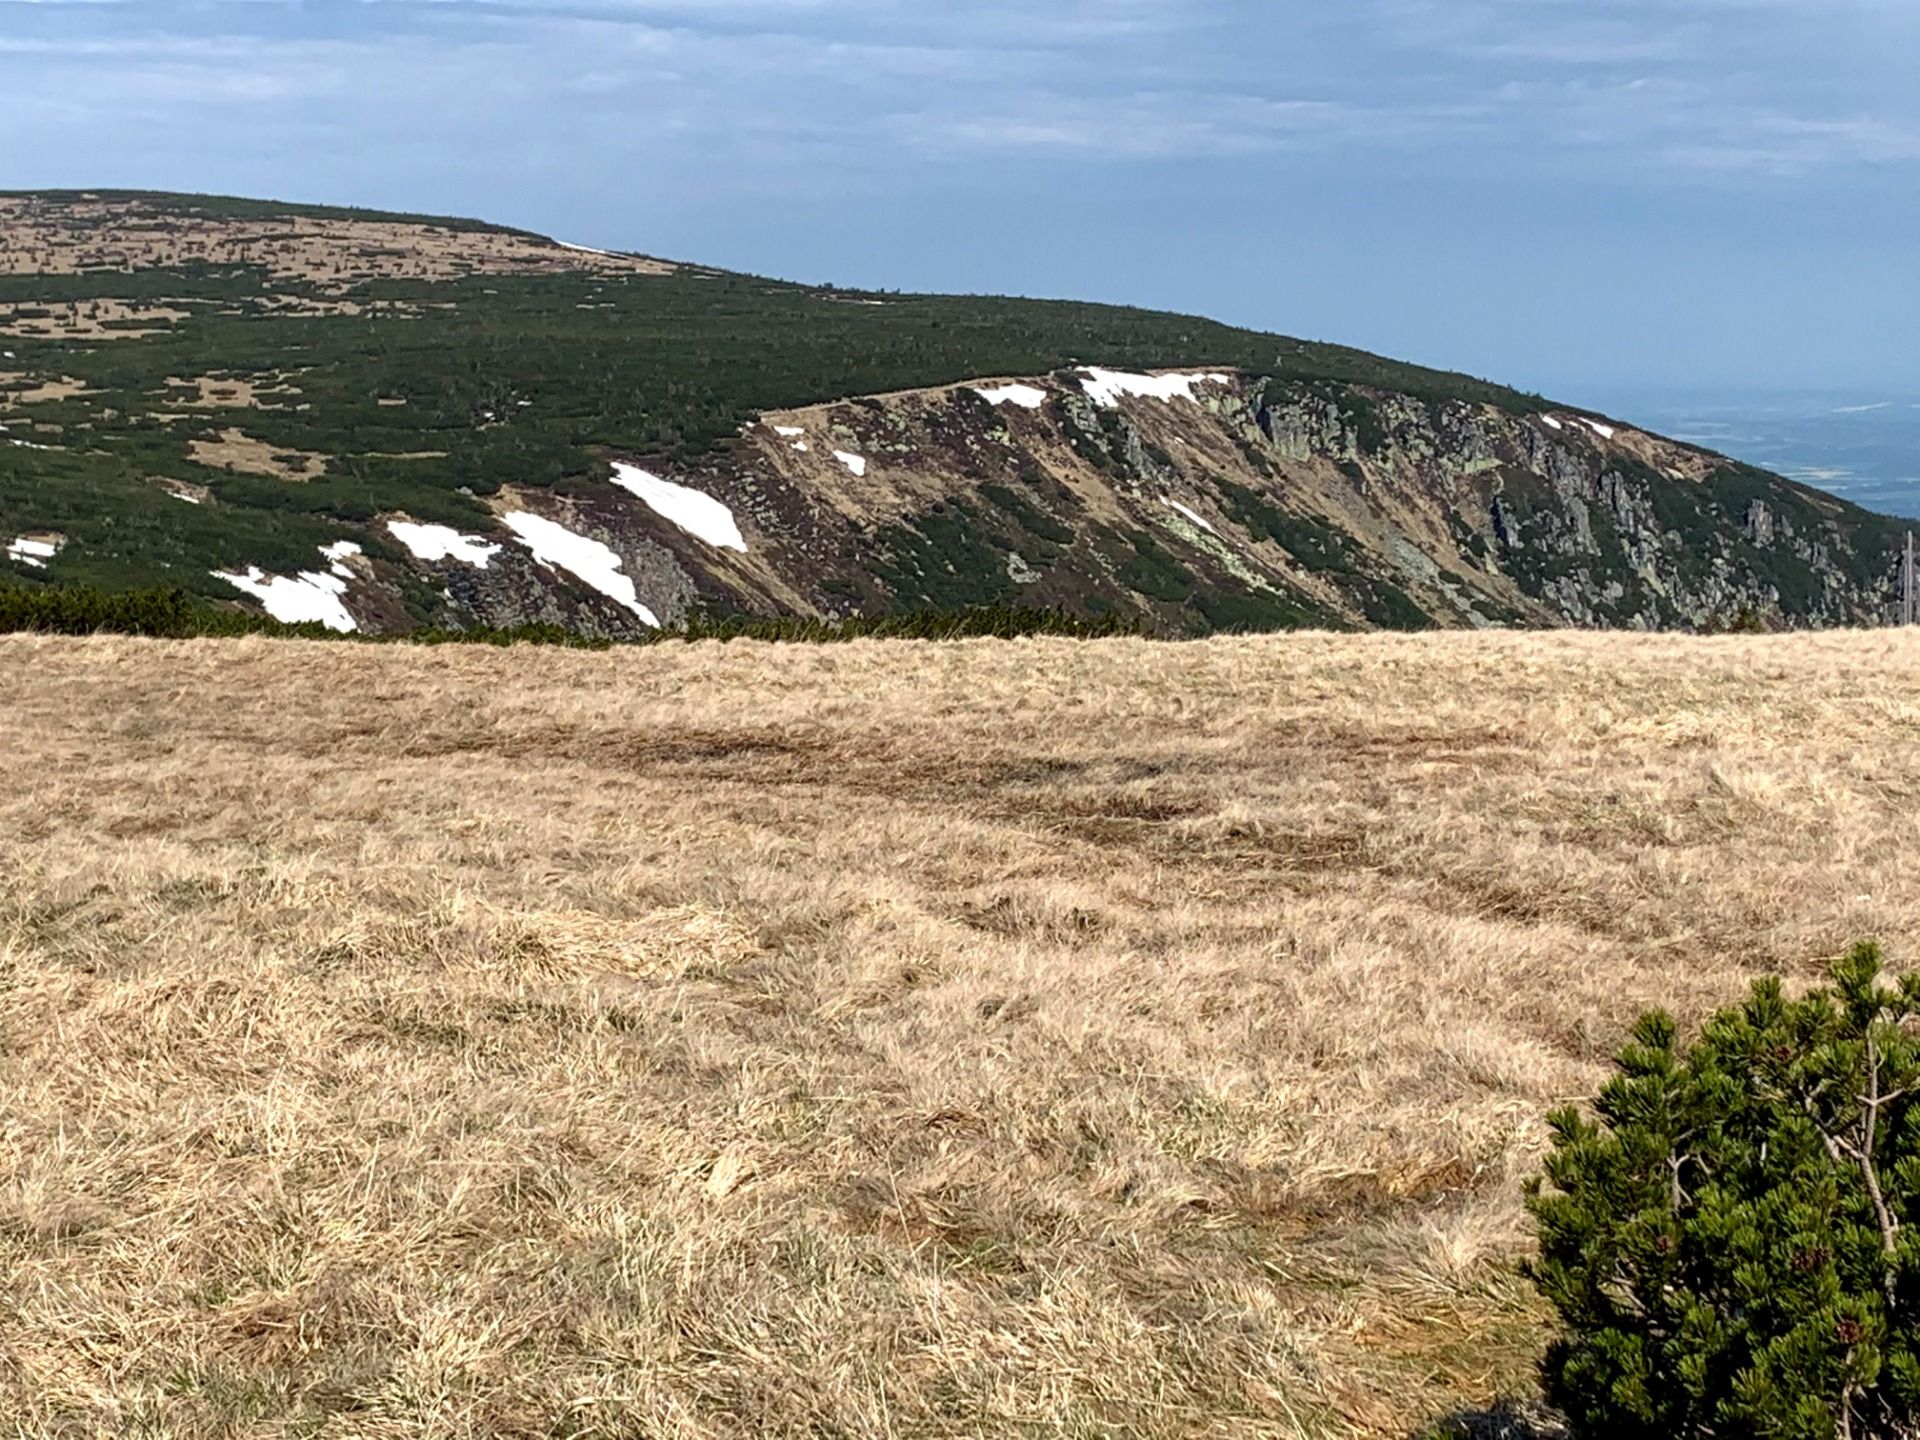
[3,628,1919,1436]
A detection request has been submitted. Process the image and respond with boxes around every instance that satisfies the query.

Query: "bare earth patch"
[187,427,329,480]
[2,630,1918,1436]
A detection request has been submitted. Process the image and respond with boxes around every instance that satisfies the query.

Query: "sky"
[3,0,1916,400]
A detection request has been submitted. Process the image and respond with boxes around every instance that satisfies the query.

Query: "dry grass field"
[4,629,1920,1438]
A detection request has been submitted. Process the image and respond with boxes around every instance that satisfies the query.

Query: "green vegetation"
[1215,477,1363,574]
[1191,584,1337,633]
[0,581,1139,644]
[870,502,1018,610]
[1348,575,1434,630]
[978,481,1076,548]
[0,180,1552,611]
[1529,943,1920,1439]
[1117,529,1196,603]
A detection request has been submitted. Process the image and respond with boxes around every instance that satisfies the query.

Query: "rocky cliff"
[382,369,1903,638]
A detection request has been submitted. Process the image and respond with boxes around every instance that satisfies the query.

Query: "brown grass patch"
[1,374,92,406]
[187,427,328,480]
[162,374,300,411]
[3,629,1918,1436]
[0,297,189,339]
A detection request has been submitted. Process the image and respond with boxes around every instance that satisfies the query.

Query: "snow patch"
[610,462,747,552]
[792,440,810,452]
[388,520,501,568]
[211,565,357,632]
[1164,498,1216,534]
[1540,415,1563,431]
[1077,368,1230,410]
[7,536,58,569]
[167,489,202,504]
[319,540,362,579]
[556,239,615,257]
[501,511,659,627]
[1579,418,1617,440]
[833,450,868,477]
[973,383,1047,410]
[772,425,805,437]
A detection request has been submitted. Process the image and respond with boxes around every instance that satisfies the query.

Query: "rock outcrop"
[381,370,1902,637]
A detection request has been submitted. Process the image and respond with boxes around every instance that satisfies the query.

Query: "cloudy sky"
[4,0,1915,398]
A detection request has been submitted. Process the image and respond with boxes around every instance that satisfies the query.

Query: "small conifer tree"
[1528,943,1920,1439]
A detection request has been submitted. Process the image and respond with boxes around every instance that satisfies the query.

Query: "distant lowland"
[1600,388,1920,525]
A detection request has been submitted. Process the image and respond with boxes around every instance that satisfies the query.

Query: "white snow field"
[609,463,748,553]
[386,521,503,568]
[500,512,660,627]
[1077,369,1230,410]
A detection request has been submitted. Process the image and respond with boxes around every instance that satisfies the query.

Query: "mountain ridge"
[0,189,1903,636]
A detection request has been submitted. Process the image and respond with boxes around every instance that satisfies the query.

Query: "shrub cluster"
[0,582,1139,647]
[1529,943,1920,1439]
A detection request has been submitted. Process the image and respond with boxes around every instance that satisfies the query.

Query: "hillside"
[1,189,1905,636]
[5,628,1920,1435]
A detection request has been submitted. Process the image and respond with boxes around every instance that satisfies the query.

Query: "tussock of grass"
[3,629,1919,1436]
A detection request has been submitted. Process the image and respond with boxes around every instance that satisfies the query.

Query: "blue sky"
[3,0,1916,399]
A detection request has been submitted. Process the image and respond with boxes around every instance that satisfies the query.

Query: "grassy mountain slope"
[6,626,1918,1435]
[0,190,1902,635]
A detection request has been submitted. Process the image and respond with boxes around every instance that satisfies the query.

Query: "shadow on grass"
[1415,1399,1569,1439]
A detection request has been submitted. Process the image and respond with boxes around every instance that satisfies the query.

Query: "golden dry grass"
[186,429,328,481]
[4,629,1920,1438]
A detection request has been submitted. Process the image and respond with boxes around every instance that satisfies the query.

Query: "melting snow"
[387,520,502,568]
[610,461,747,552]
[7,536,58,569]
[1078,368,1230,410]
[211,565,357,632]
[792,440,810,452]
[833,450,868,477]
[772,425,805,437]
[1540,415,1564,431]
[501,511,659,627]
[1164,498,1216,534]
[1580,418,1617,440]
[973,383,1048,410]
[319,540,362,579]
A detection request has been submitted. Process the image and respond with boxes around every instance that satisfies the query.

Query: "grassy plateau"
[4,628,1919,1436]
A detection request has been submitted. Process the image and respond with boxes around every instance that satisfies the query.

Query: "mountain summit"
[0,190,1903,635]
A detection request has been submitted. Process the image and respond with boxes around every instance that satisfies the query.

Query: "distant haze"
[3,1,1916,397]
[1589,387,1920,522]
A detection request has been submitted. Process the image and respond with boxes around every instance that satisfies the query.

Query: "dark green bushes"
[0,582,256,638]
[0,582,1138,646]
[1529,944,1920,1438]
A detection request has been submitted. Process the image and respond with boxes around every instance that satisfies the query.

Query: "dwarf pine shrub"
[1528,943,1920,1438]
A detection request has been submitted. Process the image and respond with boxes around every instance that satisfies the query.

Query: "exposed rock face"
[361,371,1907,636]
